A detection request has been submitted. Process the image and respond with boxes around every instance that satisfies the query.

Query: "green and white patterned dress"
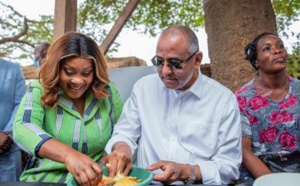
[13,80,123,183]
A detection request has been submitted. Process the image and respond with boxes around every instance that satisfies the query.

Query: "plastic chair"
[253,173,300,186]
[109,66,157,102]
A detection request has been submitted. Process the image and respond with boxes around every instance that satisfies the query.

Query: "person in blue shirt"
[0,58,26,181]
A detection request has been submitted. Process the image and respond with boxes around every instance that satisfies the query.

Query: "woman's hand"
[107,142,133,177]
[64,150,102,186]
[37,138,104,186]
[146,160,185,185]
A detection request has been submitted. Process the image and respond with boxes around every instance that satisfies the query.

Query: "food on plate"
[98,176,115,185]
[98,173,141,186]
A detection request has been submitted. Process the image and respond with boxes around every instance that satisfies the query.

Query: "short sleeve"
[241,114,252,138]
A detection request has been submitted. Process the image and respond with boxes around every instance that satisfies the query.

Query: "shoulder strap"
[105,85,114,128]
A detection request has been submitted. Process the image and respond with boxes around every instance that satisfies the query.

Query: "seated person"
[13,32,123,185]
[105,25,242,185]
[235,32,300,184]
[33,42,50,67]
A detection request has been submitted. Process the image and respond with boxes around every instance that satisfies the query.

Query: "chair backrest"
[109,66,157,102]
[253,173,300,186]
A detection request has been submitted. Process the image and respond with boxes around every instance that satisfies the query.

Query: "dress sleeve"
[235,84,252,139]
[13,80,52,155]
[241,114,252,138]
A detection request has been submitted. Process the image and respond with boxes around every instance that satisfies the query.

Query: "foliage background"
[0,0,299,78]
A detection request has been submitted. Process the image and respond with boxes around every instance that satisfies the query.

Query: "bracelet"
[184,164,196,185]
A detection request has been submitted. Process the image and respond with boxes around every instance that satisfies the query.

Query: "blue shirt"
[0,59,26,132]
[0,58,26,181]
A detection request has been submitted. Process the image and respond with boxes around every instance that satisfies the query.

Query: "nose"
[161,62,172,75]
[274,47,282,54]
[71,76,83,84]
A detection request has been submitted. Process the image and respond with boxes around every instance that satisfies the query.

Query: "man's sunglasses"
[151,51,198,70]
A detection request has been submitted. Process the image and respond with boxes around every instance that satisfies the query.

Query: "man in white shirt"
[105,25,242,185]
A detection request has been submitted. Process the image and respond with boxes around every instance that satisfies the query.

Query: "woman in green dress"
[13,32,123,186]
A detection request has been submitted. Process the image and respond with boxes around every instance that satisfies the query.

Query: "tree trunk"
[53,0,77,40]
[203,0,277,92]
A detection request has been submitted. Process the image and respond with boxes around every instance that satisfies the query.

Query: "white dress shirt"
[105,70,242,185]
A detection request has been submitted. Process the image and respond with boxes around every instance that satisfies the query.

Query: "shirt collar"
[185,68,203,99]
[162,68,204,99]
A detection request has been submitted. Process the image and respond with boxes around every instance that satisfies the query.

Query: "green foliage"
[78,0,204,38]
[0,0,204,61]
[272,0,300,47]
[0,0,299,65]
[286,44,300,79]
[129,0,203,36]
[76,0,204,57]
[0,2,53,62]
[272,0,300,78]
[272,0,300,32]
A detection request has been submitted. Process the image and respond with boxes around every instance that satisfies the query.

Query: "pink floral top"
[235,76,300,182]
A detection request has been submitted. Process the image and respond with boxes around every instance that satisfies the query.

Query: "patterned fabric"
[13,80,123,183]
[235,76,300,183]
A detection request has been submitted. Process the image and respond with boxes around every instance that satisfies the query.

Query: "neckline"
[250,78,292,103]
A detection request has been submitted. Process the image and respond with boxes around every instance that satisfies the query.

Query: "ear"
[255,60,259,68]
[194,51,203,68]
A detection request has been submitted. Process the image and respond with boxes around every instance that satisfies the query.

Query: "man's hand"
[146,160,185,185]
[107,142,133,177]
[0,131,13,154]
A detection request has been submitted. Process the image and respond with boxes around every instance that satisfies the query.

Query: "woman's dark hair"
[244,32,277,70]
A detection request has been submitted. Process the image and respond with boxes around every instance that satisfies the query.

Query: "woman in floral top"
[235,32,300,184]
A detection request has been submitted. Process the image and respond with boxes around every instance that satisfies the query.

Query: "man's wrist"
[184,164,196,185]
[112,141,128,151]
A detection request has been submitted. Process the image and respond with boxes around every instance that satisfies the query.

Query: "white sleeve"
[105,84,141,155]
[199,95,242,185]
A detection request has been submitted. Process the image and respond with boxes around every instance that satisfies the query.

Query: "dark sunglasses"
[151,51,198,70]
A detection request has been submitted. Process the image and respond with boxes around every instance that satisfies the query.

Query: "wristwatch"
[184,164,196,185]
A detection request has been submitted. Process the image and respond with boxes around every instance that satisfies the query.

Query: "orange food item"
[98,176,114,185]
